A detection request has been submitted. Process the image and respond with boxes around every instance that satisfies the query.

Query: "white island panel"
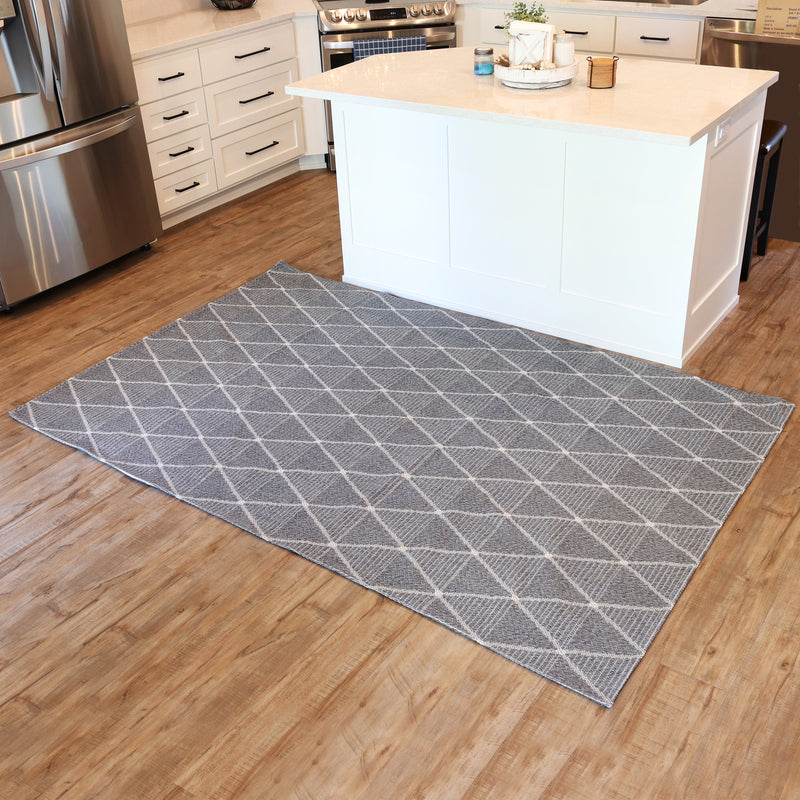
[289,48,776,367]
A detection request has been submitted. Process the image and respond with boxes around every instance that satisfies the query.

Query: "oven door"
[319,25,457,170]
[321,26,457,71]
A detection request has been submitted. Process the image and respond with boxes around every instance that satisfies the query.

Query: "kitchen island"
[287,48,776,366]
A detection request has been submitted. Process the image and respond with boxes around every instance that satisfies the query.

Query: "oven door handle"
[321,31,457,50]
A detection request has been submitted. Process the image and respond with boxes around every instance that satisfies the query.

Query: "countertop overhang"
[125,0,316,60]
[286,47,777,146]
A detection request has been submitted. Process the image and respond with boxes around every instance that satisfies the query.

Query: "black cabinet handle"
[158,71,185,82]
[494,24,504,29]
[234,46,271,60]
[246,140,279,156]
[175,181,200,193]
[239,90,275,105]
[163,109,190,121]
[169,146,195,158]
[640,35,670,41]
[564,30,589,36]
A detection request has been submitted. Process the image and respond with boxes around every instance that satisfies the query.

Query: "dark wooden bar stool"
[741,119,788,281]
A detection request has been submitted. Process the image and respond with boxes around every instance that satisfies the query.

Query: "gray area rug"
[11,262,793,706]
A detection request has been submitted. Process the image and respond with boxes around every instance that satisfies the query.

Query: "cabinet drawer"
[614,16,700,61]
[141,88,208,142]
[147,124,212,180]
[154,160,218,215]
[478,7,510,45]
[135,50,202,105]
[547,12,616,54]
[199,23,296,85]
[205,59,300,138]
[212,109,304,190]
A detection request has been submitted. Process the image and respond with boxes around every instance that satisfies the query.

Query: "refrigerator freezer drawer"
[0,108,162,308]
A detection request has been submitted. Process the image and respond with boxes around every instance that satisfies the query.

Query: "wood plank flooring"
[2,168,800,799]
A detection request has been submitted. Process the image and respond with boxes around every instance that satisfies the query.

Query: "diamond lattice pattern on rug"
[12,262,793,706]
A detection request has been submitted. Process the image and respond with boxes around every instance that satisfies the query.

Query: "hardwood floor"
[2,168,799,799]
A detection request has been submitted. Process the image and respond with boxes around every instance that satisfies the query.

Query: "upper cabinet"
[469,3,701,62]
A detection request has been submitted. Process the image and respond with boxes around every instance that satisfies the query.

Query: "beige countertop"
[287,46,776,145]
[125,0,317,59]
[459,0,758,20]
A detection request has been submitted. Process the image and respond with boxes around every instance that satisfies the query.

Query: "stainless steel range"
[315,0,457,169]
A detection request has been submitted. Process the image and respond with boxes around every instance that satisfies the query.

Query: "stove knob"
[421,4,433,15]
[433,3,444,13]
[356,8,368,20]
[408,4,420,15]
[329,9,342,22]
[343,8,355,22]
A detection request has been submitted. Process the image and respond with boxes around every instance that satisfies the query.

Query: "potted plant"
[504,2,549,27]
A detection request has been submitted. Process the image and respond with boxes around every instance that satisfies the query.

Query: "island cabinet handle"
[163,109,190,121]
[246,140,279,156]
[235,46,271,60]
[564,29,589,35]
[175,181,200,193]
[640,35,670,42]
[169,146,195,158]
[158,71,185,82]
[239,91,275,105]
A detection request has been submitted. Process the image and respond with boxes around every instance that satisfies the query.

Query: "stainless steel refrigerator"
[701,18,800,243]
[0,0,161,309]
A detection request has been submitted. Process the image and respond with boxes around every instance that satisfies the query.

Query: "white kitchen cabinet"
[139,88,208,142]
[147,124,213,180]
[204,60,300,138]
[133,20,305,226]
[615,16,701,61]
[470,4,701,62]
[546,11,616,54]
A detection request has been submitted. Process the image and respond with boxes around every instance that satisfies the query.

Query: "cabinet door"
[199,23,296,85]
[546,11,615,54]
[615,16,701,61]
[204,59,300,138]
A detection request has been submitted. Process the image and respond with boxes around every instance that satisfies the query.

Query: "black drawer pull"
[246,140,279,156]
[564,29,589,36]
[640,35,670,42]
[239,90,275,105]
[169,146,195,158]
[234,46,271,60]
[158,71,185,82]
[163,109,190,121]
[175,181,200,193]
[494,24,504,29]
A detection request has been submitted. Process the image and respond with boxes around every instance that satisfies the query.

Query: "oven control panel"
[317,1,456,33]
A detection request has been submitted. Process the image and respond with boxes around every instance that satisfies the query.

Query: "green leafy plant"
[504,1,549,27]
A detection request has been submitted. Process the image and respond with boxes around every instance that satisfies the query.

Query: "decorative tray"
[495,61,578,90]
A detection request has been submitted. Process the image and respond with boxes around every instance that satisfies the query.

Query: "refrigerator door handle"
[0,110,138,171]
[45,0,67,94]
[17,0,56,100]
